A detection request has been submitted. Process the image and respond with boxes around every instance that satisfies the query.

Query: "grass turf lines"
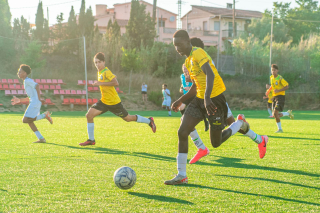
[0,110,319,212]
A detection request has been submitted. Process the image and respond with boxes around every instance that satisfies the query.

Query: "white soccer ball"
[113,166,136,190]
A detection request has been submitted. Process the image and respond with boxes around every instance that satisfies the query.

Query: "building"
[181,4,262,50]
[95,1,177,43]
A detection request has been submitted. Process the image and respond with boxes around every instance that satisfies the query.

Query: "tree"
[248,16,290,43]
[55,13,65,41]
[0,0,14,60]
[84,6,95,38]
[79,0,86,35]
[20,41,46,76]
[34,1,44,40]
[67,6,78,39]
[126,0,156,48]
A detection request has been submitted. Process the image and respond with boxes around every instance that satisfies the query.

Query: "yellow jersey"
[185,47,226,99]
[266,89,273,103]
[98,67,121,105]
[270,75,288,96]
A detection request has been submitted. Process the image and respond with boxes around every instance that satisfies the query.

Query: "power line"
[11,0,81,10]
[201,0,225,8]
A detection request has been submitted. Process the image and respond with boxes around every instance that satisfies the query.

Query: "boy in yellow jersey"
[164,30,251,185]
[79,52,156,146]
[266,64,294,133]
[263,84,274,117]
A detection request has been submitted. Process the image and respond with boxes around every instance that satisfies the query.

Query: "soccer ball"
[113,166,136,190]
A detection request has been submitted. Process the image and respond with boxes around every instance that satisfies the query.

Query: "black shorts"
[184,93,227,130]
[273,95,285,112]
[267,102,272,108]
[180,95,196,115]
[141,91,147,94]
[91,100,129,118]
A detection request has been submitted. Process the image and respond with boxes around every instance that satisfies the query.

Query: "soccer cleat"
[287,110,294,120]
[44,111,53,124]
[237,114,250,133]
[79,139,96,146]
[148,117,156,133]
[275,129,283,133]
[33,138,46,143]
[189,147,210,164]
[258,135,268,159]
[164,174,188,185]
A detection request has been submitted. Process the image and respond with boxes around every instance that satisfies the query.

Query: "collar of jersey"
[99,67,108,74]
[189,47,198,57]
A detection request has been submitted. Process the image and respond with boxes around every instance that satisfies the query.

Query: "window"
[187,23,191,30]
[159,20,165,27]
[203,21,208,31]
[214,21,220,31]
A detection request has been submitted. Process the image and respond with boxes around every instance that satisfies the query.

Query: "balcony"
[163,28,177,34]
[188,29,219,37]
[222,30,245,38]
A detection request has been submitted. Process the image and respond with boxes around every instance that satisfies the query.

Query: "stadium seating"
[3,84,9,90]
[39,85,44,90]
[5,90,11,96]
[13,79,19,84]
[11,90,17,95]
[78,80,85,85]
[17,90,24,96]
[43,85,49,90]
[9,85,15,89]
[50,85,55,90]
[56,85,61,90]
[16,85,21,90]
[2,79,7,84]
[60,90,65,95]
[71,90,76,95]
[62,98,70,105]
[58,79,64,84]
[62,98,97,107]
[35,79,41,84]
[76,90,82,95]
[8,79,13,84]
[45,99,55,105]
[47,79,52,84]
[52,79,58,84]
[54,90,59,95]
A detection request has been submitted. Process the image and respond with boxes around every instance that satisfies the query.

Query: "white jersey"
[162,89,171,100]
[24,77,40,104]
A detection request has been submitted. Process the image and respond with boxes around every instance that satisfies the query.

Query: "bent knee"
[122,117,130,122]
[178,128,189,138]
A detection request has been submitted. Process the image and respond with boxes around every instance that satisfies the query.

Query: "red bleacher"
[77,80,96,86]
[62,98,98,106]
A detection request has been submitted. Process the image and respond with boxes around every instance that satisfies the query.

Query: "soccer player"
[11,64,53,143]
[162,84,172,116]
[164,30,250,185]
[79,52,156,146]
[179,64,210,164]
[266,64,294,133]
[263,84,273,117]
[187,37,268,162]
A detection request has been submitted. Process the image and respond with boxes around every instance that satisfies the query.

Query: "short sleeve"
[26,79,37,88]
[104,70,115,81]
[166,89,170,95]
[281,78,289,87]
[193,49,210,68]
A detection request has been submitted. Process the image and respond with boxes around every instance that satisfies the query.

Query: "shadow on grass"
[177,184,320,206]
[216,174,320,190]
[46,143,320,178]
[127,192,193,204]
[268,135,320,142]
[0,189,7,192]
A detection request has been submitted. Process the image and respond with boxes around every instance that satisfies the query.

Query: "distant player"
[11,64,53,143]
[263,84,273,117]
[79,52,156,146]
[162,84,172,116]
[164,30,251,185]
[266,64,294,133]
[186,37,268,162]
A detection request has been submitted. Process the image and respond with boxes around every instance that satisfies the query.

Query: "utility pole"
[233,0,236,38]
[153,0,157,23]
[178,0,182,29]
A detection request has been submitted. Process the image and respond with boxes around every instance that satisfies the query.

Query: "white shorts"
[162,98,171,107]
[226,102,233,119]
[24,102,41,118]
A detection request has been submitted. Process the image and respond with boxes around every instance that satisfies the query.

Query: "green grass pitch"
[0,110,319,212]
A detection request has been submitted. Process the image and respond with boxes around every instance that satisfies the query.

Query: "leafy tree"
[34,1,44,40]
[0,0,14,60]
[43,18,50,42]
[248,16,290,43]
[55,13,65,41]
[20,41,46,75]
[67,6,78,39]
[84,6,95,38]
[79,0,86,35]
[21,16,30,40]
[126,0,156,48]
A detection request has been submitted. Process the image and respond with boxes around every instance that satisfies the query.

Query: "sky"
[8,0,299,26]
